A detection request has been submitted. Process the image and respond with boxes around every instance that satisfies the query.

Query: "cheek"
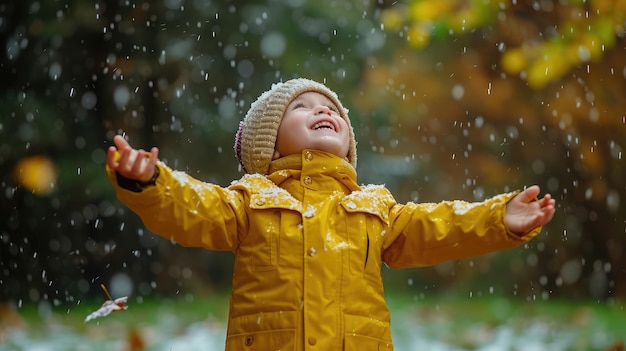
[340,121,351,141]
[276,118,290,140]
[275,120,300,151]
[342,134,352,154]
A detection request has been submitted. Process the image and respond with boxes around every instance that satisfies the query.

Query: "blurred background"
[1,0,625,347]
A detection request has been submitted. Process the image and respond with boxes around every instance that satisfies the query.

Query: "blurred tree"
[0,0,387,305]
[355,0,626,299]
[380,0,625,89]
[0,0,162,305]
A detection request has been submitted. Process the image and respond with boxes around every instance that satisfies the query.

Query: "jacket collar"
[268,150,359,195]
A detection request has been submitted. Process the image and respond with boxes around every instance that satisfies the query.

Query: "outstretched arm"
[505,185,556,236]
[105,135,241,251]
[106,135,159,183]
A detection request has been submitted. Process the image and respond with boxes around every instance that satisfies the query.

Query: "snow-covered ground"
[1,299,622,351]
[0,320,612,351]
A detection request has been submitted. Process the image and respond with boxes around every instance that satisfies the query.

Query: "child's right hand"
[106,135,159,183]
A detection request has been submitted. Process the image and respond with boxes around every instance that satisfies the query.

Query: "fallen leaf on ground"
[84,296,128,323]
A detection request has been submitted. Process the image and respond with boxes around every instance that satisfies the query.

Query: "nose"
[314,105,332,116]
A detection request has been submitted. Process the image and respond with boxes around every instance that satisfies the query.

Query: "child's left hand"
[505,185,556,236]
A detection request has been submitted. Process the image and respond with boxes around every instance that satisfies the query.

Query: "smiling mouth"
[312,121,336,131]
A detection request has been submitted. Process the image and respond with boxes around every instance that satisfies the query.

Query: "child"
[106,78,555,350]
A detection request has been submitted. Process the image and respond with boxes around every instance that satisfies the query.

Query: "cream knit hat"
[235,78,357,174]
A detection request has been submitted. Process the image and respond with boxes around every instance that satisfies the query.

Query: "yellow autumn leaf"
[380,9,404,31]
[14,155,58,196]
[407,25,431,49]
[408,0,451,22]
[501,48,527,74]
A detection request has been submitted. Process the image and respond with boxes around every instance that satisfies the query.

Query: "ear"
[272,150,281,160]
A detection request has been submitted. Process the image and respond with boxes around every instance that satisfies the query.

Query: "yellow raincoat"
[107,149,542,350]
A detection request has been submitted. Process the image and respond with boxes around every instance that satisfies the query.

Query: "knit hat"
[234,78,357,174]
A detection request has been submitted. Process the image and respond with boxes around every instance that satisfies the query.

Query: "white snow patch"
[451,200,482,215]
[303,205,316,218]
[325,232,350,251]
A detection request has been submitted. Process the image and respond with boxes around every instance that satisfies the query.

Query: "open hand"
[505,185,556,235]
[106,135,159,183]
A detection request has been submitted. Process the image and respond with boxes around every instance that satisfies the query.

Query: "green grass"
[386,293,626,350]
[3,293,625,350]
[2,293,231,350]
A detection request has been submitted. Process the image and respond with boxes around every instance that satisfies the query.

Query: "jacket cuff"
[115,166,160,193]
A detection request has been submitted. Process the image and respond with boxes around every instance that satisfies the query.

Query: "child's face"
[274,92,351,160]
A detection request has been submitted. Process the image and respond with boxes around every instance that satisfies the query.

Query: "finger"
[541,195,551,207]
[538,210,555,227]
[141,147,157,160]
[106,146,119,170]
[113,135,131,150]
[144,147,159,177]
[521,185,541,203]
[117,147,132,172]
[130,149,148,175]
[540,194,555,208]
[147,147,159,166]
[537,200,555,224]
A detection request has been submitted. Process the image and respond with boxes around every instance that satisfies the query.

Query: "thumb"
[113,135,131,150]
[519,185,540,203]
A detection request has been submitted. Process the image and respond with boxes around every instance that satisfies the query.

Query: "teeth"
[313,121,335,130]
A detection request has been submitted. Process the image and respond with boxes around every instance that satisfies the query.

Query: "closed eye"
[290,100,339,113]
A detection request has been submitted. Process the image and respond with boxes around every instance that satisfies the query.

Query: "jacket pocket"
[348,216,385,283]
[245,203,281,272]
[226,329,296,350]
[246,192,300,271]
[340,190,390,282]
[226,311,298,350]
[343,314,393,350]
[344,334,393,351]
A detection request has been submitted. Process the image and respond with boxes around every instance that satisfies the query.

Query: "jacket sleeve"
[382,191,542,268]
[106,162,246,251]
